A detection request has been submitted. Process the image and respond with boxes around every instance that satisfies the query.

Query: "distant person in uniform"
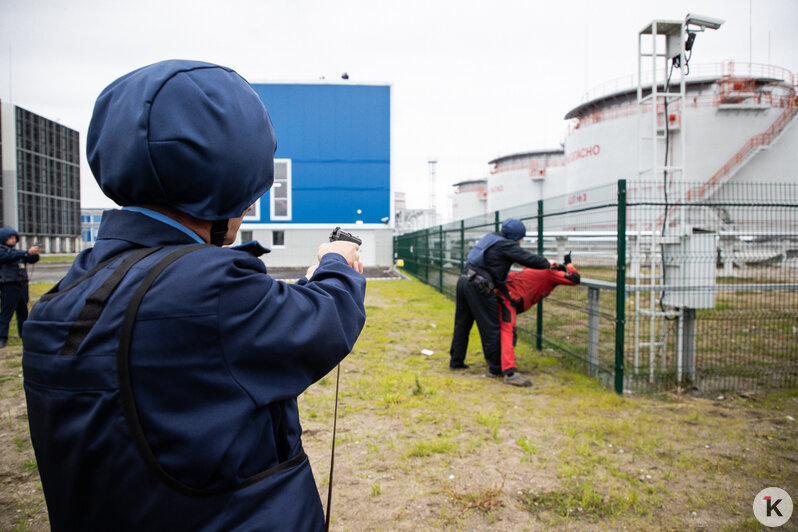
[449,218,549,378]
[497,253,580,386]
[0,227,40,347]
[22,60,366,531]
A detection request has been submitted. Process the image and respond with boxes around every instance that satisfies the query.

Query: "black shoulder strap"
[116,244,306,497]
[40,251,135,302]
[60,247,163,356]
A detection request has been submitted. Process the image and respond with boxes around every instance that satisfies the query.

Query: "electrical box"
[662,232,716,309]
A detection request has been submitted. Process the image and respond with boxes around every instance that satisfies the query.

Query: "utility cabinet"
[662,232,717,309]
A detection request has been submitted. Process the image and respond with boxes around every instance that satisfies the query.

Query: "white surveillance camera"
[685,13,724,30]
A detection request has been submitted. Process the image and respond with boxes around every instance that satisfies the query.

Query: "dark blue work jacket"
[22,210,367,531]
[0,244,39,283]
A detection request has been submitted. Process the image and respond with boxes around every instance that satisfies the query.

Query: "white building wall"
[1,102,19,228]
[239,226,393,267]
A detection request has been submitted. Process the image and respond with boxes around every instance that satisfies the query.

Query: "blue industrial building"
[243,82,393,267]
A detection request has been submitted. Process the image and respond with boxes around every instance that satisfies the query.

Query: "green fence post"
[459,220,465,273]
[494,210,500,233]
[439,225,444,293]
[614,179,627,395]
[415,232,420,276]
[424,228,429,284]
[536,199,544,351]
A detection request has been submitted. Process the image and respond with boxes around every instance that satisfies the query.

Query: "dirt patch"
[298,281,798,530]
[2,279,797,530]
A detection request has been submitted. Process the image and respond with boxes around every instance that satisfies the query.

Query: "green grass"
[515,436,538,456]
[3,275,798,531]
[297,278,798,530]
[408,264,798,393]
[34,254,77,263]
[405,437,457,458]
[522,478,646,521]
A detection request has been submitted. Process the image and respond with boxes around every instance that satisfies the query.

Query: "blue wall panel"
[249,83,390,224]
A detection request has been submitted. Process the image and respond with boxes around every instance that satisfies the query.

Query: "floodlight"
[685,14,724,30]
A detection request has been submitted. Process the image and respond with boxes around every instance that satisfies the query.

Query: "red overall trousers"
[497,264,579,374]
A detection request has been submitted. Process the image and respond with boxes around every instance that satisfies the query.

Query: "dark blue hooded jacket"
[0,227,39,283]
[22,61,367,532]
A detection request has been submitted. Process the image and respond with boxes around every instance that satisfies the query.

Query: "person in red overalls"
[497,253,580,386]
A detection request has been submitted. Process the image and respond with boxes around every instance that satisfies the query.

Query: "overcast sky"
[1,0,796,215]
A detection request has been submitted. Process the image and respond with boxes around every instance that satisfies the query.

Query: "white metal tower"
[634,15,724,384]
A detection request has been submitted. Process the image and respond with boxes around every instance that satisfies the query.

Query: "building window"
[240,230,253,243]
[244,199,260,221]
[272,230,285,247]
[270,159,291,220]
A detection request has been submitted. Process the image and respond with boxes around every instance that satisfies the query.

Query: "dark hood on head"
[0,227,19,246]
[87,60,277,221]
[501,218,526,241]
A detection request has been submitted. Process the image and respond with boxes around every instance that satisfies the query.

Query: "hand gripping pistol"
[329,227,362,246]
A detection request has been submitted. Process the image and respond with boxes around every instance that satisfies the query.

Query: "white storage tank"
[563,62,797,195]
[450,62,797,221]
[451,179,487,220]
[485,150,566,212]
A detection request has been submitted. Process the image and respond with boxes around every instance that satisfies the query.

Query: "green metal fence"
[395,179,798,394]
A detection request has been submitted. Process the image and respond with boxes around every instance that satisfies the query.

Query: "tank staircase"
[686,91,798,203]
[652,89,798,233]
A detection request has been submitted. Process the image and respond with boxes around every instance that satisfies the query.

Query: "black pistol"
[329,227,362,246]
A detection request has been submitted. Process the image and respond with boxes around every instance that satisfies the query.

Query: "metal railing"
[579,61,795,106]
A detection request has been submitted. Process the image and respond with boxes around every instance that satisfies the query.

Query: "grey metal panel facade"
[1,102,81,253]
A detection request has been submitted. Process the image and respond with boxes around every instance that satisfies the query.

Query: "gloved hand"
[563,251,572,265]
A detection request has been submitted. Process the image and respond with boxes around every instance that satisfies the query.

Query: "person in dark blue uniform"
[0,227,40,347]
[22,60,366,531]
[449,219,549,377]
